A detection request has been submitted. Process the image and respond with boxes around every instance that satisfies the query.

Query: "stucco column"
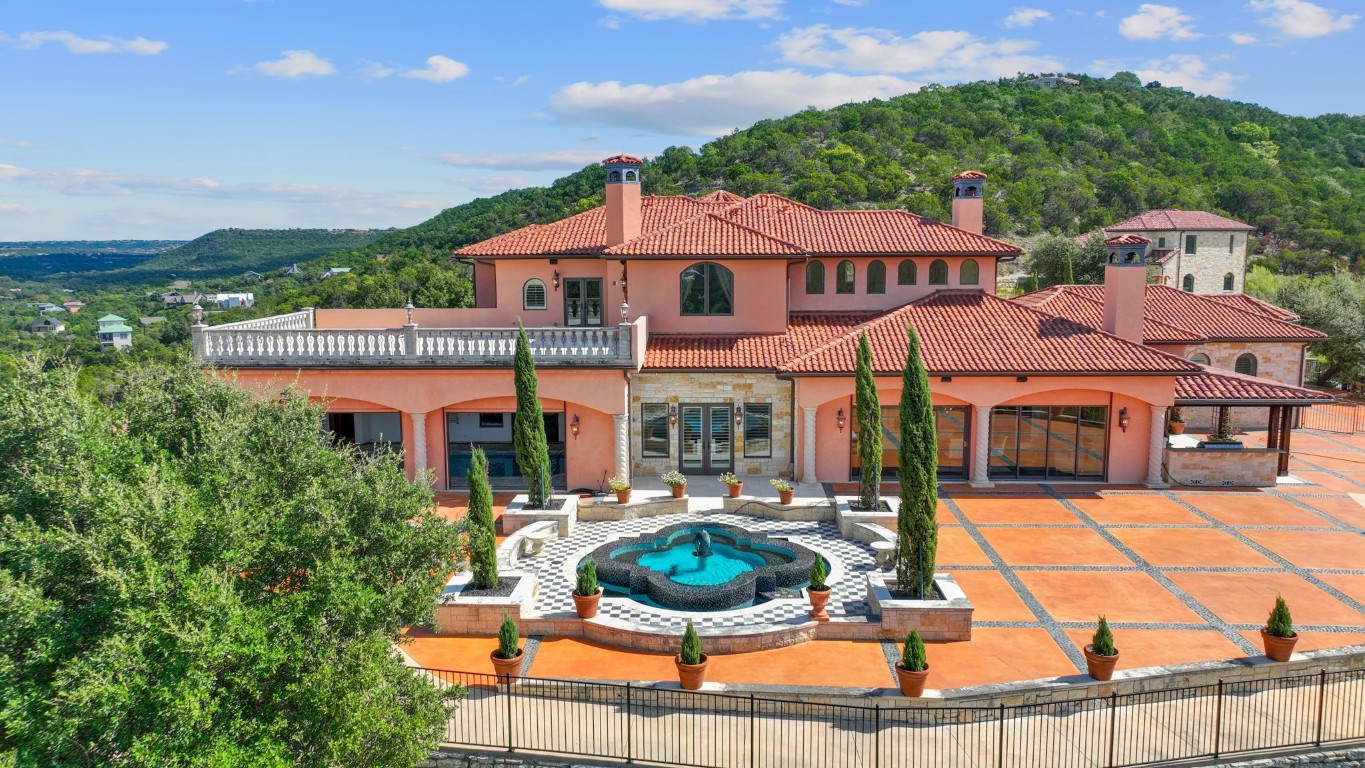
[1145,405,1169,488]
[408,411,428,484]
[801,406,817,484]
[613,413,629,482]
[970,405,993,488]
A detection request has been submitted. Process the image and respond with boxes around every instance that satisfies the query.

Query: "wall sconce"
[570,414,580,439]
[836,408,846,433]
[620,301,630,324]
[669,404,678,426]
[734,405,744,426]
[552,270,560,291]
[1117,407,1130,433]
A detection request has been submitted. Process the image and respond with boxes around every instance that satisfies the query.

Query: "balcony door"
[563,278,603,327]
[678,404,732,475]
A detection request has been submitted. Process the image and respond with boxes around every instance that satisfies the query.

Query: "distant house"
[62,300,86,313]
[30,316,66,335]
[283,264,304,276]
[1029,75,1080,88]
[243,271,264,281]
[27,302,58,313]
[97,315,133,351]
[161,290,207,307]
[206,292,254,309]
[322,267,352,279]
[1083,210,1255,294]
[139,316,167,327]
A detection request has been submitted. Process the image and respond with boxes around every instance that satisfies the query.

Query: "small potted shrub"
[490,613,523,680]
[1261,595,1298,662]
[1084,616,1119,681]
[895,630,930,697]
[771,478,795,505]
[573,558,603,619]
[661,469,688,499]
[1169,407,1187,436]
[806,556,831,622]
[608,476,631,504]
[675,621,709,690]
[718,471,743,498]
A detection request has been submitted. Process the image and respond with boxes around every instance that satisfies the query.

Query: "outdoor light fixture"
[620,301,630,324]
[836,408,846,433]
[669,404,678,426]
[734,405,744,426]
[1117,407,1130,433]
[405,300,415,325]
[570,414,580,439]
[552,270,560,291]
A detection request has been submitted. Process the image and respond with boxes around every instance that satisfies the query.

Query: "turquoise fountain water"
[613,527,779,586]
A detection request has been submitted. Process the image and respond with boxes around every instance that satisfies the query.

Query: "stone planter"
[490,650,523,680]
[807,586,831,622]
[895,664,930,697]
[573,588,602,619]
[866,572,974,642]
[671,484,686,499]
[1084,645,1119,681]
[1261,629,1298,662]
[676,654,709,690]
[727,482,743,498]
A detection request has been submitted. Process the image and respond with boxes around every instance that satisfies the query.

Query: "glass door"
[564,278,603,327]
[678,403,732,475]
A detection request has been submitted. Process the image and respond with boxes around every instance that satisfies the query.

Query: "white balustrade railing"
[204,309,313,331]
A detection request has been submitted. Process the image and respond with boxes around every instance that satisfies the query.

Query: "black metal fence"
[419,667,1365,768]
[1302,402,1361,434]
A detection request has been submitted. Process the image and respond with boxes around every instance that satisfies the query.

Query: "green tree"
[513,324,552,507]
[1024,234,1108,290]
[466,446,498,589]
[855,331,881,510]
[896,325,938,598]
[0,358,463,767]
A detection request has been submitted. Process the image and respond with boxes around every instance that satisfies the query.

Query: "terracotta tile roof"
[1014,284,1324,342]
[602,212,805,257]
[1106,210,1253,232]
[1175,368,1333,404]
[952,170,988,180]
[1011,286,1200,343]
[456,196,707,256]
[1201,293,1300,322]
[644,313,873,370]
[1150,248,1177,265]
[1104,233,1151,245]
[695,190,746,204]
[602,154,644,165]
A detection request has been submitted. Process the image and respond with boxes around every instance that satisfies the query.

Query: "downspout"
[789,376,798,480]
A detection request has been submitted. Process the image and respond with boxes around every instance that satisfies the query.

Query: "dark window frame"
[1235,353,1258,376]
[866,260,886,294]
[805,261,825,294]
[897,259,916,285]
[960,259,980,285]
[928,259,949,285]
[642,403,670,458]
[679,262,735,316]
[835,260,856,294]
[1184,234,1198,254]
[742,403,772,458]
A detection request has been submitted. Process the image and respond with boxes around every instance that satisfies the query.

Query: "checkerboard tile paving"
[524,513,876,633]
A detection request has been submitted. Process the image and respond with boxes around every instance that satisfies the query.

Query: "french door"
[563,278,603,327]
[678,404,732,475]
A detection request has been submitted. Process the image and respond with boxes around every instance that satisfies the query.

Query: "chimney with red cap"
[603,155,643,247]
[1102,233,1151,344]
[950,170,987,235]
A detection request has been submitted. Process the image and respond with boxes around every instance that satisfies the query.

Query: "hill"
[129,228,389,280]
[0,240,183,280]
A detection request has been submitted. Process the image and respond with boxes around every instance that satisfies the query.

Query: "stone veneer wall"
[1166,447,1280,487]
[1183,341,1306,430]
[1143,229,1248,294]
[631,372,794,479]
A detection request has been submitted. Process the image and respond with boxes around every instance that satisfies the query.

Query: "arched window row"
[802,258,982,294]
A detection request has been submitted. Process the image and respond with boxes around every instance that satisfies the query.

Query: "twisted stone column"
[409,411,428,483]
[613,413,630,482]
[801,406,817,484]
[1146,405,1169,487]
[970,404,993,487]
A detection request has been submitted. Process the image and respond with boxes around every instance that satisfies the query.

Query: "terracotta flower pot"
[573,588,602,619]
[807,586,831,622]
[727,482,743,498]
[490,650,523,680]
[671,484,686,499]
[615,488,631,504]
[675,653,709,690]
[778,489,794,505]
[1084,645,1119,681]
[1169,421,1187,435]
[1261,628,1298,662]
[895,664,930,697]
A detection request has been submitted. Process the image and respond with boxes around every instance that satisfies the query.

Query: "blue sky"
[0,0,1360,240]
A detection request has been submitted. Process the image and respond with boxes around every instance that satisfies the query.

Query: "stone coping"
[439,569,537,609]
[835,496,899,539]
[721,496,836,521]
[503,494,578,536]
[577,494,689,521]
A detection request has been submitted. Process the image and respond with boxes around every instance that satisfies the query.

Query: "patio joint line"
[1259,487,1365,532]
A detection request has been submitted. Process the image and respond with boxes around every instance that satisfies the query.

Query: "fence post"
[749,693,757,768]
[1107,691,1117,768]
[997,703,1006,768]
[1315,670,1326,746]
[874,704,881,768]
[1212,680,1223,760]
[626,682,634,764]
[505,676,515,754]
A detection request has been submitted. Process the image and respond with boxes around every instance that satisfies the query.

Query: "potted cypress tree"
[806,556,832,622]
[490,613,523,680]
[573,559,603,619]
[1084,616,1119,681]
[675,621,708,690]
[894,630,930,697]
[1261,595,1298,662]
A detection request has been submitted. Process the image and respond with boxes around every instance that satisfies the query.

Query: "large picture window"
[642,403,670,457]
[743,403,772,457]
[988,405,1107,480]
[680,262,734,316]
[851,405,968,480]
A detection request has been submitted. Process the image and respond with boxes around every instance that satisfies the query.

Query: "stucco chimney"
[950,170,987,235]
[1102,234,1151,344]
[603,155,643,247]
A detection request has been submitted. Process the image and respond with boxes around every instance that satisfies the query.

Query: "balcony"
[192,308,645,368]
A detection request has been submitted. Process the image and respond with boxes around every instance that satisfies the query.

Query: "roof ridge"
[602,209,807,255]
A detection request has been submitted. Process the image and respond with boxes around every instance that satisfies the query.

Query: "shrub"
[1267,595,1294,638]
[496,614,520,660]
[718,471,741,487]
[680,621,703,665]
[660,470,688,487]
[607,476,631,492]
[901,630,927,672]
[1091,616,1117,656]
[770,478,794,492]
[575,559,599,598]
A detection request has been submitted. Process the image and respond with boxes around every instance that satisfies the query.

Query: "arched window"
[625,170,637,181]
[608,170,621,182]
[898,259,916,285]
[836,260,855,294]
[680,262,734,316]
[960,259,980,285]
[1190,352,1210,366]
[1223,272,1234,291]
[1235,353,1258,376]
[867,260,886,294]
[805,262,825,294]
[523,279,547,310]
[1182,274,1195,292]
[929,259,948,285]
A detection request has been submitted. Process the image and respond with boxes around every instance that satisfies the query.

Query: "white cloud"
[400,55,470,83]
[550,69,915,136]
[511,75,530,87]
[1004,7,1052,28]
[10,30,167,55]
[0,137,36,148]
[0,203,36,215]
[250,50,335,78]
[1135,54,1243,96]
[599,15,623,29]
[774,25,1063,79]
[1249,0,1358,38]
[1229,31,1259,43]
[447,175,536,195]
[598,0,782,22]
[1119,4,1202,40]
[358,61,396,81]
[438,150,613,171]
[833,0,867,6]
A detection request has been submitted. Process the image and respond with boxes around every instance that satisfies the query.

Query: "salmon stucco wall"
[626,259,789,334]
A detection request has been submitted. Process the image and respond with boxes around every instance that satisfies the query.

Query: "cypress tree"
[855,331,882,511]
[896,324,938,598]
[513,323,552,507]
[466,446,498,589]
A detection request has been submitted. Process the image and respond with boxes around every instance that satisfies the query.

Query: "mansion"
[194,157,1328,491]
